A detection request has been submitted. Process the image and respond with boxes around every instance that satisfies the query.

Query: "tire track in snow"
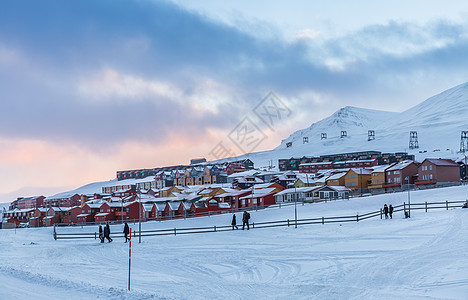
[0,265,174,300]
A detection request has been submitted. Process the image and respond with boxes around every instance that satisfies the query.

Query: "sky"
[1,0,468,202]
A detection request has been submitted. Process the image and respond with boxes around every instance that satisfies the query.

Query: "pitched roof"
[387,160,416,171]
[424,158,459,167]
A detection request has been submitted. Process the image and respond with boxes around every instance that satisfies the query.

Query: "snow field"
[1,185,467,299]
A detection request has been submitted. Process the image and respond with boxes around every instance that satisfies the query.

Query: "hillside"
[219,82,468,169]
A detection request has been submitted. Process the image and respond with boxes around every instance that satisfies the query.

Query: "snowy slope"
[216,82,468,169]
[277,106,397,149]
[1,185,467,299]
[48,179,117,199]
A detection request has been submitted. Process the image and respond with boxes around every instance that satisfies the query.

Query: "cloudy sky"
[1,0,468,202]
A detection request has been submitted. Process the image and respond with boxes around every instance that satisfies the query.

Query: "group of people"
[98,223,113,243]
[383,204,394,219]
[98,223,131,243]
[99,213,252,243]
[231,211,251,230]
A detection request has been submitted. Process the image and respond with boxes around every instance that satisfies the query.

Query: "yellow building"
[344,169,372,191]
[326,172,346,187]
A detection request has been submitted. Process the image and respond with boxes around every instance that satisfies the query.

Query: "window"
[429,165,433,170]
[429,174,433,180]
[394,170,400,175]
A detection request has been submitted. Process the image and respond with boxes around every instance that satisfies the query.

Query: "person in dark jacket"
[123,223,130,242]
[383,204,389,219]
[98,225,104,243]
[231,214,238,230]
[104,223,113,242]
[389,204,394,219]
[242,211,250,230]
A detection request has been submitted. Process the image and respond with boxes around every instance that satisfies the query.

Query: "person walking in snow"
[123,223,130,242]
[104,223,112,242]
[242,211,250,230]
[231,214,238,230]
[98,225,104,243]
[389,204,394,219]
[384,204,389,219]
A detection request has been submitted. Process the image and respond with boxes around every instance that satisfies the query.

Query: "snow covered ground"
[1,185,468,299]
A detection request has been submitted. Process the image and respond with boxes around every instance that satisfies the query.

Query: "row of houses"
[279,151,415,171]
[295,158,461,192]
[3,178,354,226]
[3,157,461,227]
[116,159,255,181]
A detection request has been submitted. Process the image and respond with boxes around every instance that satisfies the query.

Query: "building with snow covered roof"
[238,187,277,208]
[417,158,460,185]
[275,185,351,203]
[384,160,419,187]
[44,194,81,208]
[344,168,373,191]
[9,196,45,210]
[368,164,394,190]
[326,172,347,187]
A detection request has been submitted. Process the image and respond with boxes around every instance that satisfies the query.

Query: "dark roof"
[424,158,459,167]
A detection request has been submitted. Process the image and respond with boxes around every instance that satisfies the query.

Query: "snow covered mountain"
[222,81,468,169]
[277,106,397,149]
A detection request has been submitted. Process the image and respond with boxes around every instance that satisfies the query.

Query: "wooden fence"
[54,200,467,240]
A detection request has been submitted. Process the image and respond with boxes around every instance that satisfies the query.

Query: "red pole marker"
[128,228,132,291]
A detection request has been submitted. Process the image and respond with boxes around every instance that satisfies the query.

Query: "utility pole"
[406,176,411,218]
[138,188,141,244]
[294,184,297,228]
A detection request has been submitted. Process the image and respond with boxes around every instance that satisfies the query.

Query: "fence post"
[174,228,176,236]
[287,219,289,227]
[279,203,281,208]
[252,222,255,229]
[214,225,216,232]
[404,202,406,217]
[446,200,448,210]
[380,209,382,219]
[53,225,57,240]
[322,217,324,224]
[94,232,97,240]
[356,214,359,222]
[425,201,427,212]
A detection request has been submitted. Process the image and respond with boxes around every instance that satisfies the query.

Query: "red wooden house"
[216,190,251,211]
[29,208,48,227]
[238,188,276,208]
[164,201,181,218]
[122,201,144,222]
[190,202,209,216]
[60,206,82,225]
[95,202,117,223]
[154,202,167,219]
[44,207,63,226]
[142,203,156,220]
[178,201,193,217]
[77,203,101,224]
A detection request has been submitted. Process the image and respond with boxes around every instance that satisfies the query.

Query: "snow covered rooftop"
[424,158,459,167]
[387,160,416,171]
